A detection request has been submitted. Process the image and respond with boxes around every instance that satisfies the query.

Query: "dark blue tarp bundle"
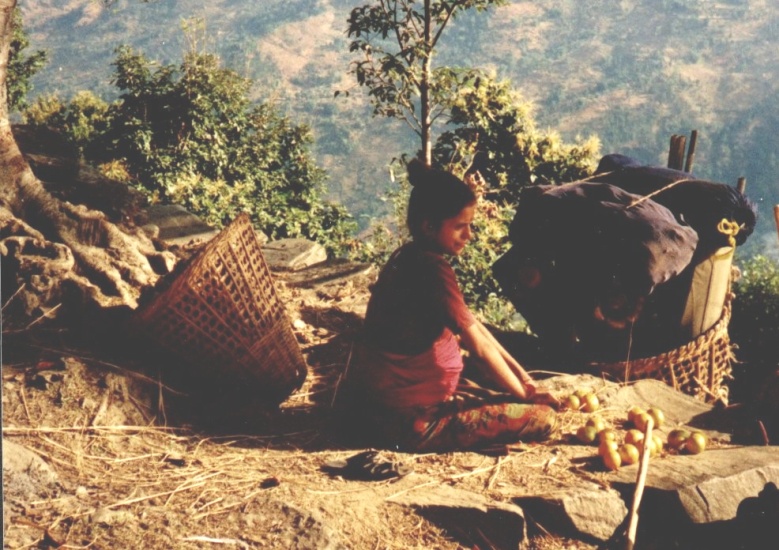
[493,154,757,362]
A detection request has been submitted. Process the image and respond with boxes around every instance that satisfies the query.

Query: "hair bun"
[406,158,429,187]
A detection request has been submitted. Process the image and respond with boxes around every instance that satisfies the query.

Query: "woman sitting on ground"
[343,159,559,452]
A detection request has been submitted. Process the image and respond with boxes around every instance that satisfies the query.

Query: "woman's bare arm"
[473,321,535,385]
[459,322,532,400]
[461,321,561,408]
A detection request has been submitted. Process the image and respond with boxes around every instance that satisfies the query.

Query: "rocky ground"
[5,125,778,550]
[1,266,592,550]
[5,251,778,550]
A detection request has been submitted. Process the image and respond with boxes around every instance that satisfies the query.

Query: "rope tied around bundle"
[715,218,742,258]
[717,218,741,248]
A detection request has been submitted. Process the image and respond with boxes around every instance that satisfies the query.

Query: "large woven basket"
[132,214,307,405]
[586,291,735,403]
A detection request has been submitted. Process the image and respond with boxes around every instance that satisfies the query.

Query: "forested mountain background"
[21,0,779,254]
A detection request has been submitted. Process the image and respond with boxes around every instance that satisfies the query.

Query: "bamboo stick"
[625,417,654,550]
[737,177,747,194]
[774,205,779,245]
[684,130,698,173]
[668,135,685,170]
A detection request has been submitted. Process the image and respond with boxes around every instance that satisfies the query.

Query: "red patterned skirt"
[366,380,557,452]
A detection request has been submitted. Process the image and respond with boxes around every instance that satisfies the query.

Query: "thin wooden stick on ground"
[19,385,33,424]
[486,455,510,490]
[3,425,185,435]
[625,417,654,550]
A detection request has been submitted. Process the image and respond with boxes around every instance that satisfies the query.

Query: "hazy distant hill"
[21,0,779,249]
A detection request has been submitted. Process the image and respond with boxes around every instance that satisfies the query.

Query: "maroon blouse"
[360,241,476,408]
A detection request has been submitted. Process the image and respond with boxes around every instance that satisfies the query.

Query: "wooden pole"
[774,205,779,245]
[737,177,747,193]
[684,130,698,173]
[668,135,686,170]
[673,135,686,170]
[625,417,654,550]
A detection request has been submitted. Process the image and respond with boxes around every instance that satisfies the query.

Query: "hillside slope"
[20,0,779,243]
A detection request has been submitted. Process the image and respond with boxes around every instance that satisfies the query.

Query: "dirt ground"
[0,266,645,550]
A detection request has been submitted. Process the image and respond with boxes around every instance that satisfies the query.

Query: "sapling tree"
[347,0,507,164]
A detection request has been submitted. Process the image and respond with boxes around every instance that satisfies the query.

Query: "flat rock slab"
[279,259,374,289]
[3,439,62,537]
[542,374,734,441]
[263,238,327,271]
[139,204,220,246]
[515,484,628,542]
[610,446,779,524]
[388,481,527,548]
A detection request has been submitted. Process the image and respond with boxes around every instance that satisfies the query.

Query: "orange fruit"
[627,406,645,424]
[633,412,653,432]
[576,425,598,445]
[624,429,645,446]
[619,443,640,465]
[586,416,606,433]
[685,432,707,455]
[667,429,690,450]
[602,448,622,471]
[652,434,664,456]
[599,441,619,458]
[582,393,600,413]
[598,429,619,444]
[647,407,665,429]
[564,394,581,411]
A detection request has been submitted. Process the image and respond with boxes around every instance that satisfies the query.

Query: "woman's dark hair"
[406,159,476,239]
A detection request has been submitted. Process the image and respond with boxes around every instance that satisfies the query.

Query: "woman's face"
[427,202,476,256]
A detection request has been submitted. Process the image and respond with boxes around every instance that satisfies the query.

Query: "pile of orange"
[565,395,709,471]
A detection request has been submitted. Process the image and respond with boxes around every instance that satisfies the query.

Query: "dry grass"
[1,282,612,549]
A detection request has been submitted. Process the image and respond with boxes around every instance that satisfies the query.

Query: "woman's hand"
[522,380,538,399]
[531,390,561,410]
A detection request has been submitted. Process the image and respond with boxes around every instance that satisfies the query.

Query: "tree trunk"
[421,0,432,165]
[0,0,173,326]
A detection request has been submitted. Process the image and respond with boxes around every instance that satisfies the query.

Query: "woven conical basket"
[132,214,307,405]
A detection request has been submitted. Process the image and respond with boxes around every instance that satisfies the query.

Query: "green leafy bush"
[25,46,356,256]
[731,255,779,398]
[435,69,600,194]
[24,91,112,159]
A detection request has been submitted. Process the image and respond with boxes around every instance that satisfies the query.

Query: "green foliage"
[346,0,508,160]
[24,91,112,158]
[434,70,600,197]
[7,8,47,113]
[28,45,356,256]
[731,256,779,378]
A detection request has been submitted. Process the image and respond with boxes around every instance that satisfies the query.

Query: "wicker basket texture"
[133,214,306,404]
[588,292,734,403]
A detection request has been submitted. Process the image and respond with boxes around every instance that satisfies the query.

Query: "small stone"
[163,453,186,467]
[81,397,97,410]
[92,507,134,526]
